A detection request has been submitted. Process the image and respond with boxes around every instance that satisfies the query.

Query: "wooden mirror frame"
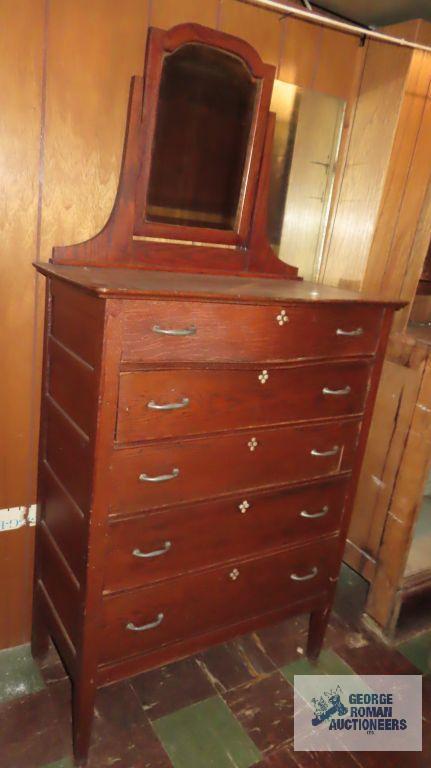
[52,23,299,280]
[135,24,273,247]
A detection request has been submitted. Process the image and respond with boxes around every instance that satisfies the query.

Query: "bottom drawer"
[99,536,337,665]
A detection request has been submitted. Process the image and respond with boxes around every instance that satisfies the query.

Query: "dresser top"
[35,264,404,307]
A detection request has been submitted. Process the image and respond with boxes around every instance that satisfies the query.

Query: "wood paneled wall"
[0,0,376,649]
[321,21,431,302]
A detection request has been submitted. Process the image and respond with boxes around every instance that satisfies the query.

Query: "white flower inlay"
[276,309,289,326]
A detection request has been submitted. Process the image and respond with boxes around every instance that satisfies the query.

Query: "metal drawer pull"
[147,398,190,411]
[290,567,318,582]
[300,505,329,519]
[133,541,171,559]
[152,324,196,336]
[139,468,179,483]
[126,613,164,632]
[311,446,339,457]
[336,327,363,337]
[322,386,351,396]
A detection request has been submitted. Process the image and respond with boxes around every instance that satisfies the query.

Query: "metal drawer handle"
[147,398,190,411]
[139,468,179,483]
[290,567,318,582]
[152,324,196,336]
[311,446,339,458]
[300,505,329,519]
[126,613,164,632]
[322,386,351,396]
[336,327,363,337]
[133,541,171,559]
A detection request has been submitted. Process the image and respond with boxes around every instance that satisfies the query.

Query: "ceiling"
[312,0,431,27]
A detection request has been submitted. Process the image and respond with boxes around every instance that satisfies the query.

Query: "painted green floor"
[0,643,45,702]
[0,565,430,768]
[154,696,261,768]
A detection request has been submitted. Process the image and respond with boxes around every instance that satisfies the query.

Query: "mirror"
[268,81,346,281]
[146,43,258,230]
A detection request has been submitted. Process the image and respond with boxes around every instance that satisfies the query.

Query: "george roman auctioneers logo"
[294,675,422,751]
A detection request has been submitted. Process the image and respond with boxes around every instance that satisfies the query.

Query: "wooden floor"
[0,565,430,768]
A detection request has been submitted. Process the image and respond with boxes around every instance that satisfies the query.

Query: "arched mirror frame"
[134,24,274,247]
[52,23,299,279]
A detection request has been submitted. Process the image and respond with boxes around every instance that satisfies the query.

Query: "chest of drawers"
[31,21,403,765]
[32,266,399,764]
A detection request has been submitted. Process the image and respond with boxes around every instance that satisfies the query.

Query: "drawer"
[116,361,371,442]
[121,300,383,363]
[104,478,348,593]
[100,536,337,664]
[109,419,360,513]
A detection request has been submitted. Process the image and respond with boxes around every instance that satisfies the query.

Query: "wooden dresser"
[32,23,402,766]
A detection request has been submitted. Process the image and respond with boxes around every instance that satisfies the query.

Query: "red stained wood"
[48,337,96,437]
[116,362,371,442]
[133,25,275,249]
[104,478,348,592]
[41,465,86,583]
[35,263,404,306]
[109,419,361,513]
[100,536,338,664]
[38,522,80,648]
[44,402,92,513]
[31,22,402,766]
[48,22,297,279]
[97,595,323,686]
[50,280,105,367]
[121,300,383,363]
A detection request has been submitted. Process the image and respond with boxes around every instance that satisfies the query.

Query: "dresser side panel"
[34,279,107,661]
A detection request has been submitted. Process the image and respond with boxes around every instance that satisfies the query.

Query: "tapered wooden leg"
[307,604,331,661]
[72,679,96,766]
[31,588,50,660]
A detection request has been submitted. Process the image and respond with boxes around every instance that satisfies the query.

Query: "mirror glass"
[146,43,258,230]
[268,80,346,281]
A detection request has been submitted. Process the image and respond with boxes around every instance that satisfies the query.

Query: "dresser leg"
[72,680,96,766]
[307,605,331,661]
[31,590,50,660]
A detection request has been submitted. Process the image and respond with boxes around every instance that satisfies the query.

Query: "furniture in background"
[31,23,401,764]
[346,236,431,642]
[340,19,431,643]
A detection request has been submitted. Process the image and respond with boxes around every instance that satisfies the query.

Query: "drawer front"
[100,536,337,664]
[104,478,348,593]
[116,362,371,442]
[109,419,360,513]
[121,301,383,363]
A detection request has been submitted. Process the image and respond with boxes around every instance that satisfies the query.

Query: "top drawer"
[121,301,383,364]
